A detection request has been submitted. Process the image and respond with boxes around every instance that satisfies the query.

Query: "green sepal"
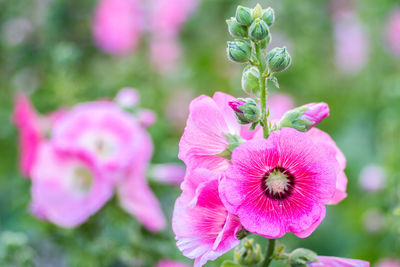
[268,76,280,88]
[221,260,242,267]
[249,121,258,130]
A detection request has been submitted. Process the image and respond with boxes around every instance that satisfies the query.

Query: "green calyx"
[217,133,245,160]
[234,238,263,266]
[287,248,318,267]
[266,47,291,73]
[279,107,313,132]
[227,17,248,38]
[236,6,254,26]
[242,66,261,98]
[262,7,275,26]
[227,40,251,63]
[249,18,270,41]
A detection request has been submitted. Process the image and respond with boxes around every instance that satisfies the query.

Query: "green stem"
[261,239,276,267]
[255,43,269,138]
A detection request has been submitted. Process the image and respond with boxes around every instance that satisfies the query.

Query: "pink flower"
[219,127,337,238]
[359,164,386,192]
[149,163,186,185]
[173,168,241,267]
[385,9,400,57]
[301,103,330,129]
[117,127,166,232]
[308,256,369,267]
[14,93,42,177]
[52,101,144,175]
[149,36,182,73]
[307,128,347,204]
[179,92,259,172]
[333,11,369,74]
[92,0,142,55]
[30,143,113,227]
[376,258,400,267]
[268,93,294,121]
[156,260,190,267]
[137,109,157,128]
[114,88,139,108]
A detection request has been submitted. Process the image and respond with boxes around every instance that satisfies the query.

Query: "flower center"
[73,167,93,193]
[261,166,295,200]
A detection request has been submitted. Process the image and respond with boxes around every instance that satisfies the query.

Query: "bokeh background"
[1,0,400,266]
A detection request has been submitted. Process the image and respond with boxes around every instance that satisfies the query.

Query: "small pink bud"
[301,102,330,129]
[228,100,246,113]
[138,110,157,128]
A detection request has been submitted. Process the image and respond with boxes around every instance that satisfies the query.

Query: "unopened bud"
[259,35,271,49]
[262,7,275,26]
[236,6,254,26]
[234,238,263,266]
[227,40,251,63]
[229,98,260,124]
[279,103,329,132]
[252,4,263,19]
[288,248,318,267]
[249,18,269,41]
[266,47,291,73]
[242,67,261,97]
[226,17,248,38]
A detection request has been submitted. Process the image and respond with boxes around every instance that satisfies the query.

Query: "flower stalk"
[261,239,276,267]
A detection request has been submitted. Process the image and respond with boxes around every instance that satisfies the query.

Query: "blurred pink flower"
[267,93,294,121]
[166,89,195,130]
[92,0,143,55]
[333,11,369,74]
[179,92,259,173]
[52,101,144,175]
[117,127,166,232]
[150,163,185,185]
[309,256,369,267]
[30,143,114,227]
[115,88,139,108]
[14,93,42,177]
[219,128,337,238]
[359,164,386,192]
[376,258,400,267]
[149,36,182,73]
[173,169,240,267]
[138,109,157,128]
[386,9,400,57]
[157,260,190,267]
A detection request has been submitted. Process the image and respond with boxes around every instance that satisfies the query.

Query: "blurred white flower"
[362,209,385,233]
[359,164,387,192]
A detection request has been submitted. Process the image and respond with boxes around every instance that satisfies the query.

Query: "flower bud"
[234,239,263,266]
[249,18,269,41]
[288,248,318,267]
[266,47,291,73]
[227,40,251,63]
[262,7,275,26]
[229,98,260,124]
[226,17,248,38]
[252,4,263,19]
[242,67,260,97]
[236,6,254,26]
[259,35,271,49]
[279,102,329,132]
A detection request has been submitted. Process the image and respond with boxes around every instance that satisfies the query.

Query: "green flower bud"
[266,47,291,73]
[227,40,251,63]
[229,98,260,124]
[242,66,261,97]
[249,18,269,41]
[252,4,263,19]
[259,34,271,49]
[262,7,275,26]
[226,17,248,38]
[236,6,254,26]
[288,248,318,267]
[234,238,263,266]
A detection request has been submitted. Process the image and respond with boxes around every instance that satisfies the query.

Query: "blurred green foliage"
[1,0,400,266]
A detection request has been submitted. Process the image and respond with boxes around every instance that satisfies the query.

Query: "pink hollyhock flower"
[30,143,113,227]
[219,127,337,238]
[117,126,166,232]
[359,164,386,192]
[92,0,142,55]
[114,88,139,108]
[179,92,259,172]
[308,256,369,267]
[173,168,241,267]
[52,101,144,175]
[228,99,246,113]
[149,163,185,185]
[149,36,182,73]
[376,258,400,267]
[333,11,369,74]
[14,93,42,177]
[307,128,347,204]
[386,9,400,57]
[157,260,190,267]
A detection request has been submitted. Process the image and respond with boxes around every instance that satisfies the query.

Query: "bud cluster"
[226,3,292,128]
